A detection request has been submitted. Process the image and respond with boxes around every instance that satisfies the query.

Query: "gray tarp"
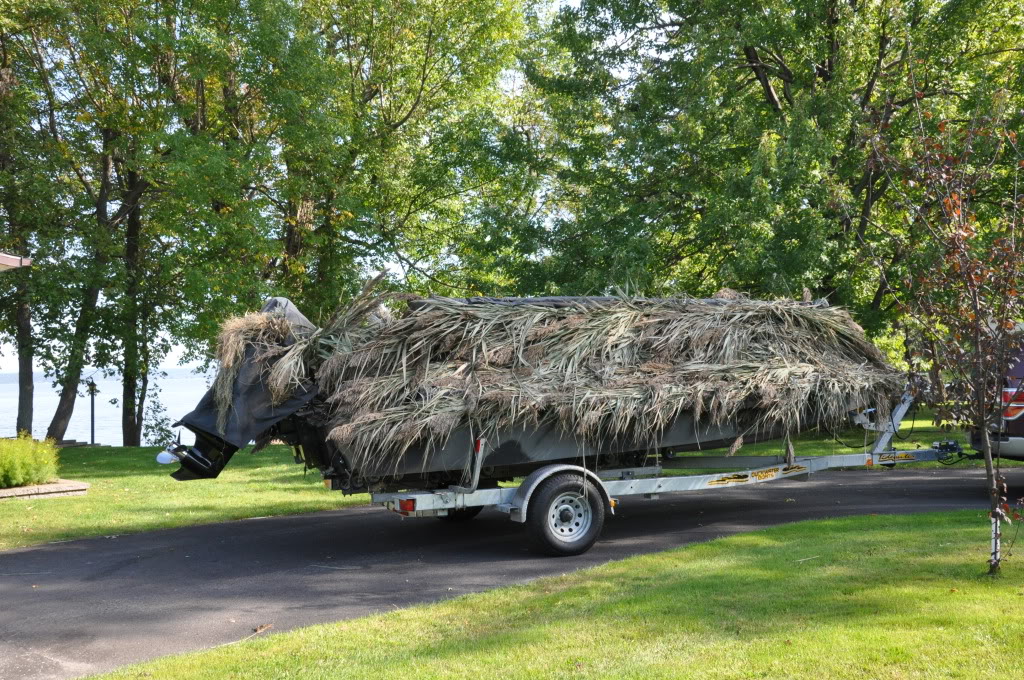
[176,297,319,449]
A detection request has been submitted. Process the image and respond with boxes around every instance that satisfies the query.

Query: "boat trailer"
[368,392,965,556]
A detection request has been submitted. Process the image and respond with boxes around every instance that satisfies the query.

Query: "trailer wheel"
[438,506,484,522]
[526,473,605,556]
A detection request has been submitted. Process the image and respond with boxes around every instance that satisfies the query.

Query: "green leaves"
[515,0,1024,330]
[4,0,1024,443]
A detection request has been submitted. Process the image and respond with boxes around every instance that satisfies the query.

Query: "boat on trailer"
[158,295,962,555]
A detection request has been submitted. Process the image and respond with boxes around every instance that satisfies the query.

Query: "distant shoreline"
[0,368,213,446]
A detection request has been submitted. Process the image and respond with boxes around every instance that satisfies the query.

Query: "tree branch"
[742,46,783,113]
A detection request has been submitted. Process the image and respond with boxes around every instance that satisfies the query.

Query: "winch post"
[852,391,915,454]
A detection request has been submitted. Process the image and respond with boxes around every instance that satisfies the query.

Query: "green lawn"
[96,510,1024,680]
[0,445,366,551]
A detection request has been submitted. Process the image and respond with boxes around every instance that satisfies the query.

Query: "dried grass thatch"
[212,312,294,432]
[214,292,903,475]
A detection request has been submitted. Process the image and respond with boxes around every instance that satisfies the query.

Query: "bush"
[0,435,59,489]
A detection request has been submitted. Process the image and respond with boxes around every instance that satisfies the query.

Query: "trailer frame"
[373,446,961,518]
[368,394,966,556]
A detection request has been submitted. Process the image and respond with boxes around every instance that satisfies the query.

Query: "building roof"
[0,253,31,271]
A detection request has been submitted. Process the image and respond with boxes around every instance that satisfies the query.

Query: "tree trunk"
[15,273,33,435]
[136,369,148,444]
[121,368,145,446]
[979,428,1002,574]
[120,362,142,445]
[120,342,148,446]
[0,110,32,435]
[46,282,101,442]
[927,339,945,403]
[284,195,314,262]
[280,189,315,297]
[121,171,144,447]
[46,128,120,443]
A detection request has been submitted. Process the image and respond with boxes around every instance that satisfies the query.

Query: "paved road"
[0,468,1012,680]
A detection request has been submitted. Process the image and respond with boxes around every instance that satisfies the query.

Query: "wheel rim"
[547,491,592,543]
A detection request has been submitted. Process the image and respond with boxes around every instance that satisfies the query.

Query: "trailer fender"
[508,464,611,523]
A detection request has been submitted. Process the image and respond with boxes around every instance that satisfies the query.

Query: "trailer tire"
[438,506,484,522]
[526,473,605,556]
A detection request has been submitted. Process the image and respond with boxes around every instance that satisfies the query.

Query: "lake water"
[0,367,213,446]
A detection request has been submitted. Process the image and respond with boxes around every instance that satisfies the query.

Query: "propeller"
[155,431,187,465]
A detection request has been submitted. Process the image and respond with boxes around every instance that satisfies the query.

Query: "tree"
[0,1,79,437]
[3,0,283,444]
[0,20,36,435]
[518,0,1024,324]
[260,0,528,315]
[872,91,1023,573]
[1,0,531,443]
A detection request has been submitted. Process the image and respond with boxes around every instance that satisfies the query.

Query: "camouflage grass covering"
[213,289,903,475]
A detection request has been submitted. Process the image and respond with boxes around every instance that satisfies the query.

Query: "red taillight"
[1003,388,1024,421]
[398,498,416,512]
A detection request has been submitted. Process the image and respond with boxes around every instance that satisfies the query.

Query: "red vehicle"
[990,357,1024,459]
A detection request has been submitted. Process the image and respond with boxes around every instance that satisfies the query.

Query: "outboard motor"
[158,297,319,480]
[157,429,240,480]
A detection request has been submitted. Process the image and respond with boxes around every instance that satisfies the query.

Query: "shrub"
[0,435,59,489]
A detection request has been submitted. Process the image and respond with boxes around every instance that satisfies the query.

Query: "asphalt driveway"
[0,468,1007,680]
